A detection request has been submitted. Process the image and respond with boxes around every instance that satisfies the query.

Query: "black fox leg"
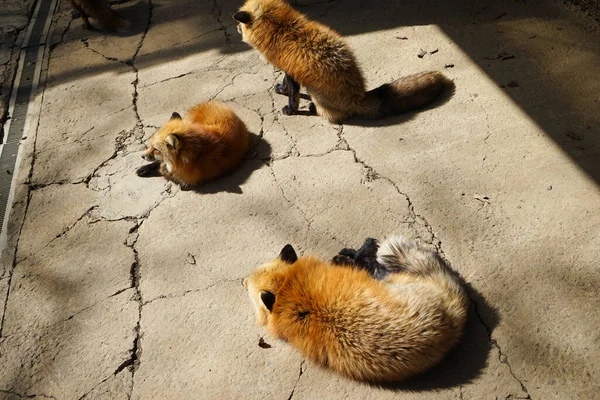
[353,238,389,280]
[332,254,355,266]
[339,248,358,258]
[282,74,301,115]
[136,161,161,177]
[275,74,291,96]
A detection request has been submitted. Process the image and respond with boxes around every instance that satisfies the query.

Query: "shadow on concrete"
[344,80,456,127]
[47,0,599,187]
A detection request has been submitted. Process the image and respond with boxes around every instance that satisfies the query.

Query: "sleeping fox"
[243,235,468,383]
[233,0,452,123]
[137,101,250,187]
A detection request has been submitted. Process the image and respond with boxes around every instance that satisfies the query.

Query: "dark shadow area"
[46,0,600,193]
[50,0,595,184]
[69,0,148,37]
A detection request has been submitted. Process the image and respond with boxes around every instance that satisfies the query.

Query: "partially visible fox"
[69,0,130,31]
[243,235,468,383]
[137,102,250,187]
[233,0,452,123]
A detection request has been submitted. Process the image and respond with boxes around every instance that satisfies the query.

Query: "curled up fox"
[244,235,468,383]
[137,102,250,187]
[233,0,452,123]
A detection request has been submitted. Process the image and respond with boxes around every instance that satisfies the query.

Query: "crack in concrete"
[123,0,153,144]
[212,0,232,47]
[28,179,87,190]
[286,360,306,400]
[0,388,57,399]
[331,125,532,396]
[123,219,143,400]
[472,299,532,399]
[0,285,134,340]
[0,11,60,336]
[81,39,121,63]
[265,71,300,159]
[266,162,311,249]
[14,204,98,266]
[142,278,243,306]
[468,90,492,142]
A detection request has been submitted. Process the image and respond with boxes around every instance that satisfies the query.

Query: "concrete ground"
[1,0,599,398]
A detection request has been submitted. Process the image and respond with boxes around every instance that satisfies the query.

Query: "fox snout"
[142,153,155,162]
[142,146,159,162]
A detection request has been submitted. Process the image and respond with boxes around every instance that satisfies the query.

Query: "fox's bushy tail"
[361,71,452,118]
[377,235,464,295]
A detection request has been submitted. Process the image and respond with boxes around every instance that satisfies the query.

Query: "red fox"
[137,102,251,187]
[233,0,452,123]
[69,0,130,31]
[243,235,468,383]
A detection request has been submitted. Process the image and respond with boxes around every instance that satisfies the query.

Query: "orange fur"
[141,102,250,187]
[244,241,468,383]
[235,0,451,123]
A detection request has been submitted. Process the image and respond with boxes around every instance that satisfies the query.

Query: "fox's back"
[243,0,365,95]
[269,258,466,382]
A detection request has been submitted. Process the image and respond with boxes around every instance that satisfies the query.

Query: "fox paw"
[282,105,297,115]
[332,255,355,266]
[308,102,317,115]
[136,161,161,177]
[338,248,357,258]
[275,83,288,96]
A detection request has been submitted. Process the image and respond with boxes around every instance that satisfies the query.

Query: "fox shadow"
[378,281,500,392]
[278,80,455,128]
[71,0,149,38]
[343,79,456,128]
[189,132,271,195]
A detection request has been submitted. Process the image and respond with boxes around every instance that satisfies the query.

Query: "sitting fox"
[243,235,468,383]
[233,0,452,123]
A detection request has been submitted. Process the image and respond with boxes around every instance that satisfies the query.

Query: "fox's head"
[243,244,298,326]
[142,112,187,166]
[233,0,289,44]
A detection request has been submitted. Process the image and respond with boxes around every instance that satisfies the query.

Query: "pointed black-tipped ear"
[233,11,252,24]
[170,112,182,121]
[260,291,276,312]
[279,244,298,264]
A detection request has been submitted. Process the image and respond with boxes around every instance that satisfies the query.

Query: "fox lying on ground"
[137,101,250,187]
[69,0,130,31]
[243,235,468,383]
[233,0,452,123]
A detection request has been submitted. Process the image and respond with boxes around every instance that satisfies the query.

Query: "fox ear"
[233,11,252,24]
[165,134,179,149]
[170,112,182,121]
[260,291,276,312]
[279,244,298,264]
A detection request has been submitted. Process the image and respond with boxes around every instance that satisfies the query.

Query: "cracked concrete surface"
[1,0,599,398]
